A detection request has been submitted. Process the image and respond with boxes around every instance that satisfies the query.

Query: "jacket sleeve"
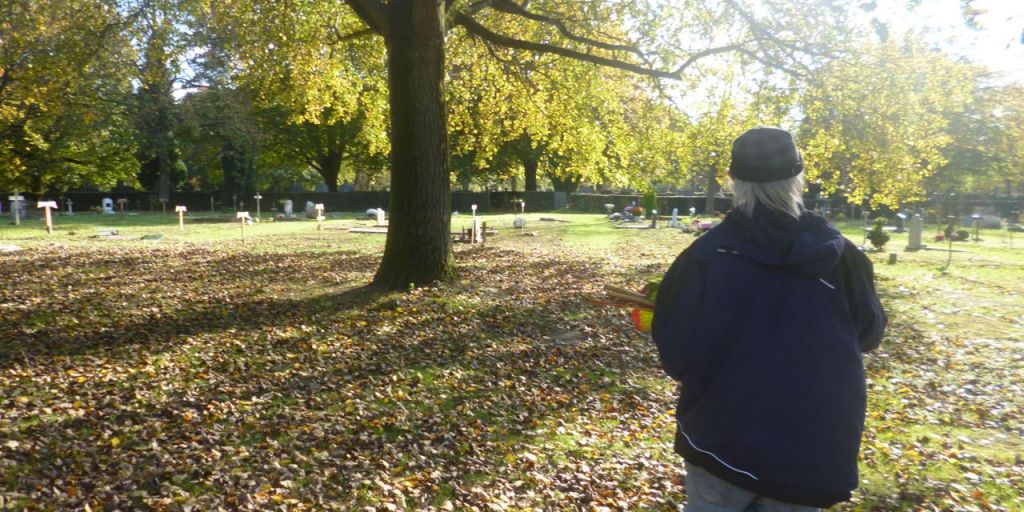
[651,249,705,380]
[838,239,887,352]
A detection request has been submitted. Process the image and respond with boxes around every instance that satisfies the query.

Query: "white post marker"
[117,198,128,216]
[38,200,57,234]
[471,203,480,242]
[8,191,24,225]
[237,211,251,242]
[254,193,263,221]
[175,206,187,231]
[315,203,325,232]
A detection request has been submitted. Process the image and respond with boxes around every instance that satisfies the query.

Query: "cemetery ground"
[1,212,1022,511]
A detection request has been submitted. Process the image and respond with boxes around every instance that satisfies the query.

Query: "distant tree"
[0,0,140,193]
[799,38,976,208]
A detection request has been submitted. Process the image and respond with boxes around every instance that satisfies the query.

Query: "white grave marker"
[116,198,128,215]
[65,198,74,215]
[8,191,24,225]
[175,206,187,231]
[283,199,294,217]
[376,208,387,227]
[101,197,114,214]
[254,193,263,220]
[38,200,57,234]
[669,208,681,228]
[906,214,923,251]
[237,211,251,242]
[315,203,325,231]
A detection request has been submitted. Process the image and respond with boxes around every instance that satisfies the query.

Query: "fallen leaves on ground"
[1,235,1021,511]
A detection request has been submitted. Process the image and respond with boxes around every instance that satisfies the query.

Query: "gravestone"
[283,200,294,217]
[315,203,325,232]
[513,200,526,229]
[102,197,115,214]
[304,201,317,219]
[175,206,187,231]
[254,193,262,220]
[65,198,74,215]
[906,214,923,251]
[376,208,387,227]
[669,208,681,228]
[37,200,57,234]
[237,211,251,242]
[8,191,25,225]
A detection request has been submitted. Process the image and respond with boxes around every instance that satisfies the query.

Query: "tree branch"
[344,0,389,38]
[452,11,682,80]
[332,26,375,44]
[486,0,644,57]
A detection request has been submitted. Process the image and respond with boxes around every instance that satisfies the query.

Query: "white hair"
[730,173,805,219]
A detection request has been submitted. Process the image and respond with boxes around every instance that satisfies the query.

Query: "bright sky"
[877,0,1024,84]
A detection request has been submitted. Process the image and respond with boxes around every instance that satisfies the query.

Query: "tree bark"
[373,0,455,289]
[317,150,343,192]
[704,166,719,214]
[523,155,538,191]
[550,173,581,193]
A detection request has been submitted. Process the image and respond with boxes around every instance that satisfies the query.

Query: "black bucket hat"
[729,127,804,182]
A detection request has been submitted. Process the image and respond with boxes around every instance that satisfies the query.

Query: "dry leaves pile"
[1,245,683,511]
[1,240,1021,511]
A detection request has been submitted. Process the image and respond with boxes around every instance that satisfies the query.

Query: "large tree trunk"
[317,150,343,192]
[704,166,719,214]
[373,0,454,290]
[157,151,172,201]
[523,155,538,191]
[550,173,581,193]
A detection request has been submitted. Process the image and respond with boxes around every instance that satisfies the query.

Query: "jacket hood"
[715,205,845,278]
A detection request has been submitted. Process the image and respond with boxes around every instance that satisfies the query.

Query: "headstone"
[37,199,57,234]
[237,211,251,242]
[8,191,25,225]
[37,200,57,234]
[304,201,317,219]
[116,198,127,215]
[376,208,387,227]
[65,198,74,215]
[669,208,681,228]
[650,209,658,229]
[906,214,923,251]
[688,206,696,217]
[283,200,294,217]
[471,217,482,243]
[175,206,187,231]
[98,228,119,237]
[254,193,263,220]
[102,197,115,214]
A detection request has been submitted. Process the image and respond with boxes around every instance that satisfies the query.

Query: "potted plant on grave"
[867,218,890,250]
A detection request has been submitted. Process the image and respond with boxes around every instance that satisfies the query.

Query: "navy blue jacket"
[652,207,886,508]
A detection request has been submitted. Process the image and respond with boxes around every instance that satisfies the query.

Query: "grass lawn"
[0,211,1021,511]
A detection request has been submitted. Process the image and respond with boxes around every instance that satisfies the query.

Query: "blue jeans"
[684,463,821,512]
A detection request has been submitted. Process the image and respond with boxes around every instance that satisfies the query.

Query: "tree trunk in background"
[372,0,455,289]
[317,150,343,192]
[704,166,719,214]
[550,173,581,193]
[523,155,538,191]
